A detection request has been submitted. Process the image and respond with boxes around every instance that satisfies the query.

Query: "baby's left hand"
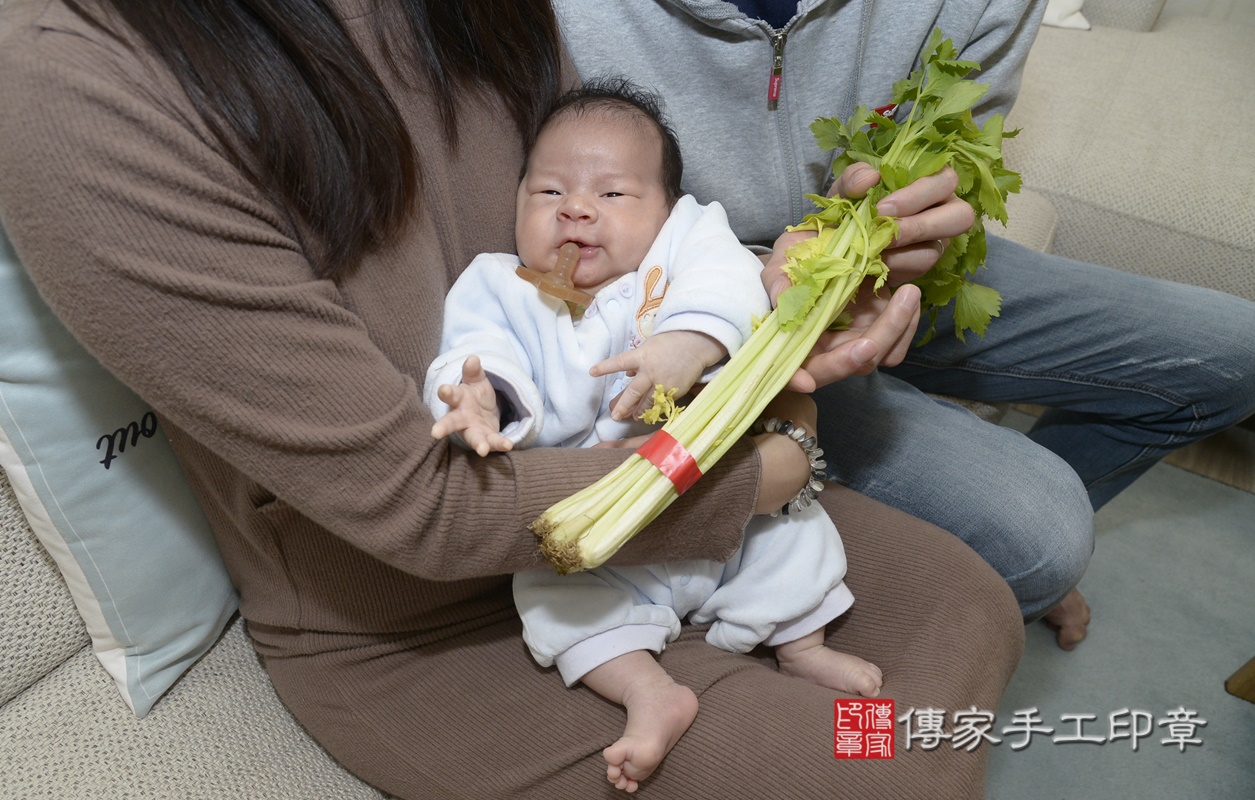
[590,331,725,421]
[430,355,514,457]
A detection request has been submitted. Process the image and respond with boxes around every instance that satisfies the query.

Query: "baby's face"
[515,112,672,293]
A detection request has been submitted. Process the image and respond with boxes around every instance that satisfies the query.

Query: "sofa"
[3,1,1250,797]
[0,468,388,798]
[1000,1,1255,302]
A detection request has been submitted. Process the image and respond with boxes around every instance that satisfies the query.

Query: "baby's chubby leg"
[775,628,883,697]
[581,650,699,793]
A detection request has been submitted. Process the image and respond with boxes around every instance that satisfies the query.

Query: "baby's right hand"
[430,356,514,457]
[590,331,725,421]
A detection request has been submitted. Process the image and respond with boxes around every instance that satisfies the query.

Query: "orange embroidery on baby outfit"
[635,265,668,339]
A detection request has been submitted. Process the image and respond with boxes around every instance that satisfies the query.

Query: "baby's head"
[516,78,683,293]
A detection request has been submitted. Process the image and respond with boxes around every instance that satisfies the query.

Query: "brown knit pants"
[261,485,1024,799]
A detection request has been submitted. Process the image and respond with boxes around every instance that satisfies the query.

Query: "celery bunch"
[531,29,1019,574]
[810,27,1022,341]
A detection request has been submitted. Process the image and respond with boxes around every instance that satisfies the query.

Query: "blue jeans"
[814,236,1255,619]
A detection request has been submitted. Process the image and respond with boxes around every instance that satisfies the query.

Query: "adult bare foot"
[603,676,699,793]
[1043,588,1091,650]
[776,631,883,697]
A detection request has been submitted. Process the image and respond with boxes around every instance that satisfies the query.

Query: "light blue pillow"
[0,226,237,717]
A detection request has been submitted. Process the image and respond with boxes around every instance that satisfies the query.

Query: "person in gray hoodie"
[552,0,1255,650]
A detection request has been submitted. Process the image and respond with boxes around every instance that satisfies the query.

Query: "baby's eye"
[602,192,624,198]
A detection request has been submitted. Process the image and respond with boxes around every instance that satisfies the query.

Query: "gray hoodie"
[554,0,1046,245]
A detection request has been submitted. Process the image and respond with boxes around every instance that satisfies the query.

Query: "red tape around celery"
[635,430,702,494]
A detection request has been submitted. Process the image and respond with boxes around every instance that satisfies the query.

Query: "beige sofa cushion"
[1004,17,1255,301]
[994,188,1059,254]
[1082,0,1167,31]
[0,471,89,705]
[0,617,388,799]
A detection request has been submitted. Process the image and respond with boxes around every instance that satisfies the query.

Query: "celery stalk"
[531,28,1020,573]
[533,203,888,574]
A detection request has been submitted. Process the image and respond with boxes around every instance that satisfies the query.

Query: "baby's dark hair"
[522,77,684,204]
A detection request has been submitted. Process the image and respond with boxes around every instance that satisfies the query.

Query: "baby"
[425,79,881,792]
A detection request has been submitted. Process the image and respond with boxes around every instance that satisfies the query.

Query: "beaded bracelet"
[751,417,828,516]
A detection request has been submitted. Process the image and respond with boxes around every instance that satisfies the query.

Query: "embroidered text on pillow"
[97,411,160,469]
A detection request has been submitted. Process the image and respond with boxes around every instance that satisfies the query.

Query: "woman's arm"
[0,19,759,581]
[749,391,818,513]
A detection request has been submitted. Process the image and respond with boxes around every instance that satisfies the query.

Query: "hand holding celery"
[531,28,1021,574]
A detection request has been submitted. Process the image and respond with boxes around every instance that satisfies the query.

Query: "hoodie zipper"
[768,31,786,110]
[764,26,801,223]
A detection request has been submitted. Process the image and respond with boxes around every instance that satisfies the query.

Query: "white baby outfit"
[425,196,854,685]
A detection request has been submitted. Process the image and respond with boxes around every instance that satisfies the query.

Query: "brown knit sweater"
[0,4,1024,798]
[0,0,759,646]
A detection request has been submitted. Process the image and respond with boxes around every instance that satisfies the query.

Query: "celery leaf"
[953,281,1002,342]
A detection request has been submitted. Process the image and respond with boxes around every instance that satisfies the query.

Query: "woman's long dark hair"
[65,0,562,276]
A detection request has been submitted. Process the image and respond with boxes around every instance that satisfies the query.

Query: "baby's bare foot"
[603,677,698,793]
[1043,587,1091,651]
[777,637,883,698]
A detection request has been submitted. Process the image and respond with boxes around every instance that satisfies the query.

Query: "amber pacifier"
[516,241,596,313]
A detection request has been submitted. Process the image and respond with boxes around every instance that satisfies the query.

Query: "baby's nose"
[559,194,596,222]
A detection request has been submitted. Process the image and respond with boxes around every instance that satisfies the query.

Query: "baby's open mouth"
[564,240,599,258]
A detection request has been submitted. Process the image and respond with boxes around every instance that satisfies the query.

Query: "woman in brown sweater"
[0,1,1022,797]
